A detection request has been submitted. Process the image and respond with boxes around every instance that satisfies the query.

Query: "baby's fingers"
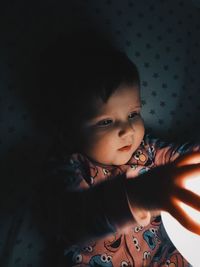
[169,198,200,235]
[174,187,200,211]
[176,163,200,184]
[176,152,200,167]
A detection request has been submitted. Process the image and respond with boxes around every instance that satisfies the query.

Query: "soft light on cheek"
[161,176,200,267]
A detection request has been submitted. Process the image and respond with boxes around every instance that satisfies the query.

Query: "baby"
[38,41,200,267]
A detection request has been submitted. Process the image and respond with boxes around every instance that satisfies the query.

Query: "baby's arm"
[126,152,200,235]
[38,160,135,245]
[125,134,200,228]
[145,134,200,165]
[39,150,200,245]
[54,153,200,245]
[60,173,135,245]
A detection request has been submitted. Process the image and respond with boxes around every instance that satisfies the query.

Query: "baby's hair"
[76,47,140,103]
[62,46,140,153]
[23,30,140,154]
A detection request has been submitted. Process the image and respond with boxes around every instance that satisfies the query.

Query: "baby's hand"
[125,152,200,235]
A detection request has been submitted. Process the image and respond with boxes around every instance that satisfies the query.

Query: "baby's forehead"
[87,85,141,116]
[85,96,105,118]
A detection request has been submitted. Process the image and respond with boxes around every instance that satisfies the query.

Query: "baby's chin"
[111,154,133,166]
[90,151,134,166]
[94,157,131,166]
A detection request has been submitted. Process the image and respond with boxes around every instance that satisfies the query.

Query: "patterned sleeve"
[40,154,134,245]
[144,134,200,166]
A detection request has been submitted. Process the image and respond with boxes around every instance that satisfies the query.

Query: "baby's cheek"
[82,129,117,163]
[94,141,112,159]
[135,117,145,131]
[84,139,108,161]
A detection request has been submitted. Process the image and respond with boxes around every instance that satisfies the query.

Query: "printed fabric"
[52,134,198,267]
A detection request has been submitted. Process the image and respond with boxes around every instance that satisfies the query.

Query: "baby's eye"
[128,112,140,119]
[96,119,113,127]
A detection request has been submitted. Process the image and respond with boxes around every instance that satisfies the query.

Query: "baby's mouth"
[118,145,132,152]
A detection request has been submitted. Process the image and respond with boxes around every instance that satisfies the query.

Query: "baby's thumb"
[127,196,151,226]
[132,208,151,226]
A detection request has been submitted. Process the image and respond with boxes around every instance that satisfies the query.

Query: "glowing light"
[184,174,200,195]
[161,175,200,267]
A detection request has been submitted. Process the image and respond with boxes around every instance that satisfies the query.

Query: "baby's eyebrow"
[91,114,110,121]
[84,114,109,123]
[130,105,142,110]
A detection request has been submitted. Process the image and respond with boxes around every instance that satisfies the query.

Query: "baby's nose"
[118,122,134,137]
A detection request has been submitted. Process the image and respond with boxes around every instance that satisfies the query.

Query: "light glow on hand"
[184,174,200,196]
[182,175,200,223]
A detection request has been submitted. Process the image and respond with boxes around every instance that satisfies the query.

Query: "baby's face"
[81,85,145,165]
